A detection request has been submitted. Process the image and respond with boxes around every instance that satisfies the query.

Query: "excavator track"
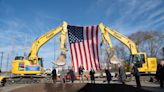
[3,75,48,86]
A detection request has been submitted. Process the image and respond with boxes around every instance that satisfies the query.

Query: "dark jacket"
[159,65,164,79]
[133,65,140,76]
[52,69,57,79]
[105,69,112,81]
[156,64,161,80]
[69,69,75,81]
[90,69,95,80]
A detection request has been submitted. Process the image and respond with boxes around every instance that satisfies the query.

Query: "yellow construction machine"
[0,21,68,86]
[99,23,157,73]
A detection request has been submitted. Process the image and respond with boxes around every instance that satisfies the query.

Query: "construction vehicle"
[99,23,157,73]
[0,21,68,86]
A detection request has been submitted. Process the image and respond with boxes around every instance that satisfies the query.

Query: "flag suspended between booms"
[67,25,101,72]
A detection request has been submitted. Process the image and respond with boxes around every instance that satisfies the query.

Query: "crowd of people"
[51,60,164,88]
[51,65,126,85]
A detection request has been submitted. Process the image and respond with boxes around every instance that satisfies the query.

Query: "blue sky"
[0,0,164,71]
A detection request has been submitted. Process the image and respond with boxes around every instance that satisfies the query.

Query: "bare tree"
[129,31,164,58]
[115,44,129,62]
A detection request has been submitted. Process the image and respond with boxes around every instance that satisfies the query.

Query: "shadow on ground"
[78,83,151,92]
[10,83,152,92]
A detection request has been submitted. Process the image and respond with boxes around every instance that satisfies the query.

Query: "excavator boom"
[28,22,68,61]
[99,23,138,54]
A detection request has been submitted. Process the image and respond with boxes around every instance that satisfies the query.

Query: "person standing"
[105,67,112,84]
[159,60,164,88]
[132,63,141,88]
[69,68,75,83]
[90,68,95,84]
[118,63,126,84]
[156,63,161,82]
[79,65,84,83]
[52,68,57,83]
[61,68,66,84]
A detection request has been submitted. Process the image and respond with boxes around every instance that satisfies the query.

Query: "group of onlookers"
[51,65,124,84]
[51,67,75,84]
[51,60,164,88]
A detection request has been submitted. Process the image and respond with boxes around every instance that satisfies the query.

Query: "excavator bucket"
[106,48,121,64]
[53,52,66,66]
[110,55,121,64]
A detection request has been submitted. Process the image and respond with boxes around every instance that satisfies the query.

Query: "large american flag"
[67,25,101,72]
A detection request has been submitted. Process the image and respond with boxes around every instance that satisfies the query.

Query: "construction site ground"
[0,78,164,92]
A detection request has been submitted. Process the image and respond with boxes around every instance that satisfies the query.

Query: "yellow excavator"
[99,23,157,73]
[0,21,68,86]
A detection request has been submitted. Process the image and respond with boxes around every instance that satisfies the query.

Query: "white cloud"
[148,15,164,26]
[147,9,164,21]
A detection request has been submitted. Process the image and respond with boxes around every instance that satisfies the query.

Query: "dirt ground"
[0,80,164,92]
[10,83,86,92]
[1,83,154,92]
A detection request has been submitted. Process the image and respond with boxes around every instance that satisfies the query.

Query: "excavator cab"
[38,58,43,67]
[14,56,24,60]
[129,53,145,68]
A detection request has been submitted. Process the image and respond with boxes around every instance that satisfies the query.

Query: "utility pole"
[6,53,9,71]
[11,36,15,60]
[53,39,56,68]
[54,40,55,61]
[23,34,27,58]
[163,47,164,58]
[0,52,3,70]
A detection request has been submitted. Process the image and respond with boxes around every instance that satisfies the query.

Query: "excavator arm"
[99,23,138,54]
[28,21,68,63]
[99,23,156,73]
[99,23,145,65]
[100,26,113,48]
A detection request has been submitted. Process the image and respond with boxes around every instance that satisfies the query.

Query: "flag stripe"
[78,43,83,67]
[84,27,91,70]
[76,43,81,67]
[96,25,101,69]
[90,27,95,70]
[83,41,88,70]
[86,27,93,69]
[80,42,86,70]
[89,26,95,70]
[73,44,79,69]
[91,26,97,70]
[70,44,74,70]
[71,44,77,71]
[95,26,99,69]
